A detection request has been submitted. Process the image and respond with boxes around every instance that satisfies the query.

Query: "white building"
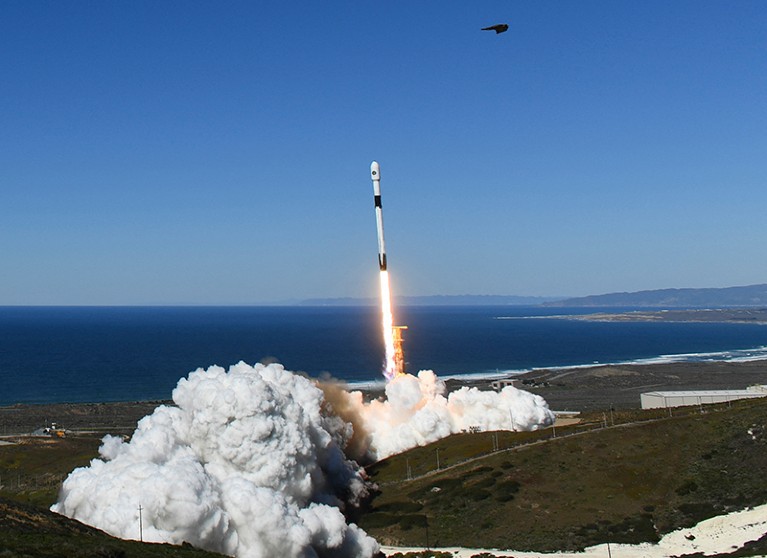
[641,385,767,409]
[491,378,520,391]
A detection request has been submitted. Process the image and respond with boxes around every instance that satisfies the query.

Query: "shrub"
[495,493,515,502]
[361,512,399,528]
[470,489,491,501]
[497,479,521,495]
[678,502,717,525]
[399,514,428,531]
[473,477,497,489]
[375,501,424,514]
[675,480,698,496]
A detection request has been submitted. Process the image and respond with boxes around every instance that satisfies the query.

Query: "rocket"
[370,161,387,271]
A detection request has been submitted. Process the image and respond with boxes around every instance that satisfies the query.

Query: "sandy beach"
[382,502,767,557]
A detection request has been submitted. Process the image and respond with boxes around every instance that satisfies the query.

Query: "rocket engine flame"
[379,271,397,380]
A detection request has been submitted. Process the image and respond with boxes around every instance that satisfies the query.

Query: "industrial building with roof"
[641,385,767,409]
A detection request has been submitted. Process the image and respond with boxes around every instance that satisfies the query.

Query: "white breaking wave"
[625,346,767,364]
[416,345,767,385]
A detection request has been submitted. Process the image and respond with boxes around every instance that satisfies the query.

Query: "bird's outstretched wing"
[482,23,509,34]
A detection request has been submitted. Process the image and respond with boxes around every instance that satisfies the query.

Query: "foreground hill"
[0,497,225,558]
[546,283,767,308]
[359,398,767,553]
[2,368,767,557]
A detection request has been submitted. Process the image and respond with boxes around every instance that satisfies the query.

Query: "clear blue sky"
[2,1,765,305]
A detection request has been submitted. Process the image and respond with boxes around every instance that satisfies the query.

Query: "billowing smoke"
[329,370,556,460]
[52,362,554,556]
[51,362,379,558]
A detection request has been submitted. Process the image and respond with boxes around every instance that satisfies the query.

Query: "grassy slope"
[0,497,225,558]
[0,435,104,507]
[359,399,767,552]
[2,400,766,556]
[0,435,226,557]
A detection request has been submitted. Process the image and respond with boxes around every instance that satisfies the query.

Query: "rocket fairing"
[370,161,387,271]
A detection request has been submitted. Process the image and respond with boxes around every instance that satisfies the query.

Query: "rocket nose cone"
[370,161,380,180]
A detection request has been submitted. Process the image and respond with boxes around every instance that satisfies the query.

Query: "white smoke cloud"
[51,362,555,556]
[338,370,556,460]
[51,362,379,558]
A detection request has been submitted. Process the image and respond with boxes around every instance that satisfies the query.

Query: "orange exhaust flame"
[379,271,407,381]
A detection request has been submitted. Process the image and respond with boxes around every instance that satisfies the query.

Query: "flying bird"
[482,23,509,34]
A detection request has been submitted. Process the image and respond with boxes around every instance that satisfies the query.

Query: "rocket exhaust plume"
[371,161,406,380]
[379,270,396,379]
[51,363,380,558]
[51,362,555,554]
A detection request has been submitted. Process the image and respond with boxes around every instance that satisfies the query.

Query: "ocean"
[1,305,767,406]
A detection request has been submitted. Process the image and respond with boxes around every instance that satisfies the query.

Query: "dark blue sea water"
[1,306,767,406]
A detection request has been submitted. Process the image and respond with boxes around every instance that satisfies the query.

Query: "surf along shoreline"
[1,359,766,435]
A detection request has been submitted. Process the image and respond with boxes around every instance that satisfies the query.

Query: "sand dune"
[382,502,767,557]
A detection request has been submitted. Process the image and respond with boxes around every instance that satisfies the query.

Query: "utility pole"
[138,504,143,542]
[436,448,441,471]
[509,408,516,432]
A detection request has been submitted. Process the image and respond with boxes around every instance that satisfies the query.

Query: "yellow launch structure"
[393,325,407,377]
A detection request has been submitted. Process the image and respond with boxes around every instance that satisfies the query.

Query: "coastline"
[551,307,767,324]
[2,359,766,435]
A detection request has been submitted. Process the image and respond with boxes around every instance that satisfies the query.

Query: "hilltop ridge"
[300,283,767,308]
[545,283,767,308]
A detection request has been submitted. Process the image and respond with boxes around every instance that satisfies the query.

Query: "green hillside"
[1,399,766,556]
[0,497,225,558]
[358,399,767,552]
[547,283,767,307]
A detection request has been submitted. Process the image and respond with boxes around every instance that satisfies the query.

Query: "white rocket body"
[370,161,387,271]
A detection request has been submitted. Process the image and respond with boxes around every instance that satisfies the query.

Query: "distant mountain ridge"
[300,294,561,306]
[546,283,767,308]
[301,284,767,308]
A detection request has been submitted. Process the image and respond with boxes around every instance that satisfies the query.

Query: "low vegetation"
[360,398,767,552]
[1,399,766,556]
[0,497,225,558]
[0,435,103,507]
